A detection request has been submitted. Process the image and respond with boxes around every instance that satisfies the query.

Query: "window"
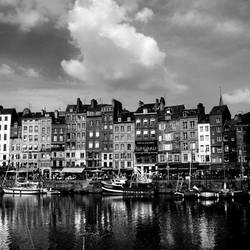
[205,126,209,132]
[190,131,195,138]
[150,118,155,126]
[136,119,141,127]
[150,130,155,137]
[183,122,187,129]
[115,126,119,132]
[217,136,222,142]
[183,154,188,162]
[96,131,100,138]
[216,118,221,123]
[143,119,148,126]
[200,135,204,141]
[121,126,124,132]
[89,131,93,138]
[127,126,131,132]
[95,142,99,148]
[136,130,141,137]
[206,145,210,152]
[127,144,131,150]
[143,130,148,137]
[89,142,93,149]
[115,136,119,141]
[205,135,209,141]
[4,116,8,121]
[183,142,188,150]
[3,144,7,151]
[115,144,119,150]
[190,121,195,128]
[4,125,7,130]
[4,134,7,140]
[104,154,107,160]
[216,127,221,133]
[34,126,38,132]
[29,126,33,133]
[200,126,203,132]
[183,132,188,139]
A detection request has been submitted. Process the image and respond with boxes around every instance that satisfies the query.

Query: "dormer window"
[143,108,148,114]
[118,117,122,122]
[127,117,131,122]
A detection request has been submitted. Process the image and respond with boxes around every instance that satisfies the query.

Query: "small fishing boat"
[101,177,127,194]
[3,181,47,195]
[199,190,219,200]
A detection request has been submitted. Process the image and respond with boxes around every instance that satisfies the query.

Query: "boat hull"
[3,187,44,195]
[101,182,125,194]
[199,191,219,200]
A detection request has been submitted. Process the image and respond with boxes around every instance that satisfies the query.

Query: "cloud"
[19,67,40,78]
[0,0,74,31]
[61,0,186,95]
[135,8,154,23]
[223,88,250,104]
[0,64,14,75]
[171,9,244,36]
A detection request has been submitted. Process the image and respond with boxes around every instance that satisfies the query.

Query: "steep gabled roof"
[209,105,230,116]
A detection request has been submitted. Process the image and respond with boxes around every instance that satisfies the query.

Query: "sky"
[0,0,250,115]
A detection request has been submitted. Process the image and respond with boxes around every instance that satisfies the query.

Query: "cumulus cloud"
[0,64,14,75]
[135,8,154,23]
[0,0,74,31]
[61,0,186,95]
[223,88,250,104]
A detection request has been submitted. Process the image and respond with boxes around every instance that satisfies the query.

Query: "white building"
[198,123,211,164]
[0,109,15,167]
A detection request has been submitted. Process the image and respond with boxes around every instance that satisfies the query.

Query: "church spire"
[219,86,224,106]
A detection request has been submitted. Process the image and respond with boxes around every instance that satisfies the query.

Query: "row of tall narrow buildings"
[0,96,250,176]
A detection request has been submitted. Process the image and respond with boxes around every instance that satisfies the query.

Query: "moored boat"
[199,190,219,200]
[3,181,47,195]
[101,177,127,194]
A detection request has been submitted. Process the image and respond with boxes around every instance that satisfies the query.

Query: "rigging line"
[21,201,36,250]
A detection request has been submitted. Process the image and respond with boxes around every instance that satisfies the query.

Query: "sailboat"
[2,165,47,195]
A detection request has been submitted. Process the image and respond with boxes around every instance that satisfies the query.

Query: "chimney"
[41,109,45,116]
[91,99,98,108]
[54,110,59,119]
[160,97,165,111]
[76,97,82,112]
[138,100,144,108]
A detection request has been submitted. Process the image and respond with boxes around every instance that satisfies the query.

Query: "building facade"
[113,111,135,170]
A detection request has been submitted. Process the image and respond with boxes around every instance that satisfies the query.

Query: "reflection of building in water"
[199,216,215,249]
[0,211,9,249]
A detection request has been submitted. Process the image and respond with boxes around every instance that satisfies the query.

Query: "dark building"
[51,110,66,172]
[86,99,102,169]
[101,104,114,168]
[209,100,231,171]
[134,99,160,173]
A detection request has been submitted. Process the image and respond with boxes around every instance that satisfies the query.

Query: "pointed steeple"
[219,86,224,106]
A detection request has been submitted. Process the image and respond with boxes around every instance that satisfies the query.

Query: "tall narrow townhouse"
[209,100,231,171]
[113,111,135,171]
[51,110,66,173]
[134,99,159,174]
[198,115,211,167]
[158,103,184,174]
[180,104,205,173]
[38,111,52,177]
[101,104,114,168]
[234,113,250,176]
[21,109,42,171]
[0,107,17,167]
[10,112,22,169]
[65,98,88,168]
[86,99,102,169]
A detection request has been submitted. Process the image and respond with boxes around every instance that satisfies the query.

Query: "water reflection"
[0,194,249,250]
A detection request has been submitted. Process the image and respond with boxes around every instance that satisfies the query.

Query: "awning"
[61,167,85,173]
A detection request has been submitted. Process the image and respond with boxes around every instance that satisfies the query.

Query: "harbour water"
[0,194,250,250]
